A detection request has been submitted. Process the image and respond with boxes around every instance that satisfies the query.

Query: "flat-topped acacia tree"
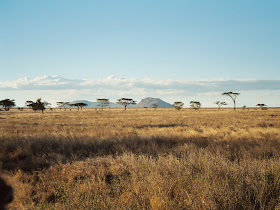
[70,103,88,111]
[222,92,240,111]
[116,98,136,110]
[256,104,267,110]
[173,101,184,110]
[56,102,70,111]
[0,99,15,111]
[97,99,109,111]
[152,104,158,110]
[190,101,201,110]
[214,101,227,110]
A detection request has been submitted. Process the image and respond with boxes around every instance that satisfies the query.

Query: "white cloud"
[1,75,280,107]
[1,75,280,92]
[0,75,80,89]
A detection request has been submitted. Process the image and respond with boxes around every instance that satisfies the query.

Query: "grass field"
[1,108,280,209]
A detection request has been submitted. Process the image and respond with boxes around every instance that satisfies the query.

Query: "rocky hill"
[133,97,173,108]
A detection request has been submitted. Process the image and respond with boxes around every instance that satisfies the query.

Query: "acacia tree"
[116,98,136,110]
[56,102,69,111]
[222,92,240,111]
[25,98,50,113]
[70,103,88,111]
[173,101,184,110]
[256,104,267,110]
[190,101,201,110]
[78,103,88,110]
[97,99,109,111]
[152,104,158,110]
[214,101,227,110]
[0,99,16,111]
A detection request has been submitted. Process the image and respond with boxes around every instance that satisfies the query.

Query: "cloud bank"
[1,75,280,92]
[1,75,280,107]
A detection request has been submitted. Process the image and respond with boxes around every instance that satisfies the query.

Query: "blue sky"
[0,1,280,107]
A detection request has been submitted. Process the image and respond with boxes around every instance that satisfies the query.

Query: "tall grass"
[1,108,280,209]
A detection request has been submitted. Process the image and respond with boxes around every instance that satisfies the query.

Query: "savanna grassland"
[1,108,280,209]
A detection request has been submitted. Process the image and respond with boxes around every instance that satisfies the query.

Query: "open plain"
[1,108,280,209]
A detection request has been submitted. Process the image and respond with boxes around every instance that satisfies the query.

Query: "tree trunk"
[234,101,236,111]
[125,105,127,111]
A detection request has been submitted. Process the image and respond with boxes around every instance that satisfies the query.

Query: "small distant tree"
[97,99,109,111]
[256,104,267,110]
[68,103,75,111]
[56,102,69,111]
[173,101,184,110]
[80,103,87,110]
[25,98,50,113]
[116,98,136,110]
[152,104,158,110]
[70,103,88,111]
[77,103,87,111]
[214,101,227,110]
[222,92,240,111]
[190,101,201,110]
[0,99,16,111]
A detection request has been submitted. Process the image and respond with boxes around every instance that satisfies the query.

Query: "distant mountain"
[133,97,173,108]
[66,100,122,108]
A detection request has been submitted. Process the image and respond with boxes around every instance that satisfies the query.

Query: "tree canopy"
[173,101,184,110]
[190,101,201,110]
[57,102,70,111]
[152,104,158,110]
[256,104,267,110]
[222,92,240,110]
[116,98,136,110]
[97,99,109,111]
[25,98,50,113]
[214,101,227,110]
[70,103,88,110]
[0,99,16,111]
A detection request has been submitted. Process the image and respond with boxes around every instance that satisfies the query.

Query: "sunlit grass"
[1,108,280,209]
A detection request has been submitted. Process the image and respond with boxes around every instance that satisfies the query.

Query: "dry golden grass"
[1,108,280,209]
